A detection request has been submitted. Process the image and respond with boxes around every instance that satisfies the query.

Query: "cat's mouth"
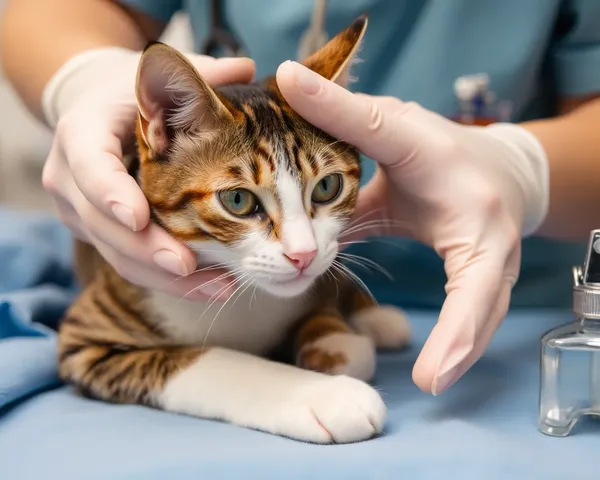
[256,271,321,298]
[275,270,319,284]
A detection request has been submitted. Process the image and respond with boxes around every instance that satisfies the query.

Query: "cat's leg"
[58,318,385,444]
[294,307,377,382]
[346,288,412,350]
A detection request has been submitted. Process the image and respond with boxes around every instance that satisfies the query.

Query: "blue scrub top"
[120,0,600,308]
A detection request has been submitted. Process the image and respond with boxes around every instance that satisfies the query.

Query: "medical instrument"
[201,0,247,58]
[452,74,512,126]
[538,228,600,436]
[203,0,328,61]
[297,0,329,60]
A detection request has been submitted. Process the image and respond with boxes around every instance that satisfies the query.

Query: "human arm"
[0,0,165,122]
[522,95,600,241]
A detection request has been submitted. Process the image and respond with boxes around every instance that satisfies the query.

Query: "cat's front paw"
[296,332,376,381]
[275,375,386,444]
[349,305,411,349]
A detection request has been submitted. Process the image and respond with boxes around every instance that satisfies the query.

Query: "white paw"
[349,305,411,349]
[276,375,386,444]
[297,333,376,381]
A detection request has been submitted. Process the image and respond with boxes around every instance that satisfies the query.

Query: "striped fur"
[58,15,411,444]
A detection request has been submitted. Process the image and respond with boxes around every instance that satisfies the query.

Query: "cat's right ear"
[135,42,234,157]
[300,14,368,89]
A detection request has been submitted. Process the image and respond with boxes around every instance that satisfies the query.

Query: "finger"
[92,235,234,300]
[187,56,256,85]
[58,115,151,233]
[53,196,90,242]
[411,252,510,395]
[276,61,421,165]
[443,276,513,389]
[343,169,415,245]
[457,244,521,369]
[65,176,197,277]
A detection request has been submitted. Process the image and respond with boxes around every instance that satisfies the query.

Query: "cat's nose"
[284,249,317,271]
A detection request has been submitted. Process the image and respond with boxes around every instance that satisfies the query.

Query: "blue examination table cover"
[0,207,598,479]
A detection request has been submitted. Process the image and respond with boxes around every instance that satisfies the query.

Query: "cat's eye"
[311,174,343,204]
[218,189,261,217]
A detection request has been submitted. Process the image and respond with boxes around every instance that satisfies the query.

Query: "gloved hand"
[41,47,255,298]
[276,61,549,395]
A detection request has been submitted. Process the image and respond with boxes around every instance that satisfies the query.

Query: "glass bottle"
[539,229,600,436]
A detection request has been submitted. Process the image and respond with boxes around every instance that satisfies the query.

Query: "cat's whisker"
[229,277,256,313]
[337,252,394,281]
[341,218,411,236]
[338,240,370,247]
[345,207,388,229]
[196,274,247,327]
[340,222,411,239]
[178,269,238,302]
[339,237,410,250]
[324,269,340,299]
[337,255,372,275]
[159,261,239,291]
[332,260,378,305]
[342,221,404,236]
[250,283,259,309]
[178,268,243,304]
[200,275,254,350]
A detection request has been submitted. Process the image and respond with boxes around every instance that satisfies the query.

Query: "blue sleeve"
[552,0,600,95]
[117,0,182,23]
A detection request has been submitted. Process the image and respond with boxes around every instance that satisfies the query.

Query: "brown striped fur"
[57,15,411,439]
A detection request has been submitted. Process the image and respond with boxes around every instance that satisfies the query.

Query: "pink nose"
[284,249,317,270]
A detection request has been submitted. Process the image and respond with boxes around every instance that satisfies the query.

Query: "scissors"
[201,0,247,58]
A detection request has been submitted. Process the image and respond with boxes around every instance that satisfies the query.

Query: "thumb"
[412,248,518,395]
[276,61,421,165]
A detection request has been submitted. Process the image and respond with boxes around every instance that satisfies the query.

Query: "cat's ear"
[135,42,234,157]
[301,14,368,88]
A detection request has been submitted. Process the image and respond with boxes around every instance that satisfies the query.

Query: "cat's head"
[134,15,367,298]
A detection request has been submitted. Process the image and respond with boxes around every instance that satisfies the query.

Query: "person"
[2,0,599,396]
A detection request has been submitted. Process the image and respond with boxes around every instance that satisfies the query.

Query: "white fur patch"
[159,347,385,444]
[277,167,317,255]
[147,287,314,356]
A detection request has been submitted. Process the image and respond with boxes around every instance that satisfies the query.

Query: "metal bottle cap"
[573,229,600,318]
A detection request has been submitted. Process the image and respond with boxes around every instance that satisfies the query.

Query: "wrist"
[484,122,550,237]
[41,47,141,128]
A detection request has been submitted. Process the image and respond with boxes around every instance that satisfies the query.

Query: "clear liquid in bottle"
[539,230,600,436]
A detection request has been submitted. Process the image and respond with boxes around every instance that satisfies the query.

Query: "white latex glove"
[276,61,549,395]
[41,47,255,298]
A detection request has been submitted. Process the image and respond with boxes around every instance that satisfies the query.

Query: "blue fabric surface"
[1,207,600,479]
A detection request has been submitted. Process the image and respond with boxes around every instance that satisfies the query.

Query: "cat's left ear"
[135,42,235,157]
[300,14,368,88]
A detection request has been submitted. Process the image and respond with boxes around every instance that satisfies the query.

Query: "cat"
[57,14,411,444]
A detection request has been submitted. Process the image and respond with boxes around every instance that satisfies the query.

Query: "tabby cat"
[58,14,411,444]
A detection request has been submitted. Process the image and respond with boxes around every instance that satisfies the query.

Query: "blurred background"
[0,4,194,210]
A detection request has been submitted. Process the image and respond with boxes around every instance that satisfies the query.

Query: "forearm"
[521,97,600,241]
[0,0,157,122]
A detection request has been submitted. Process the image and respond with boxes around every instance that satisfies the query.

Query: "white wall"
[0,7,193,209]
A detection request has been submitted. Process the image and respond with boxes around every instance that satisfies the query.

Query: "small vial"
[539,229,600,436]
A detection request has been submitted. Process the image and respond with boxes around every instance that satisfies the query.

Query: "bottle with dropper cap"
[539,229,600,436]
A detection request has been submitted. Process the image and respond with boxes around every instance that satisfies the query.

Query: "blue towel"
[1,207,599,479]
[0,208,77,409]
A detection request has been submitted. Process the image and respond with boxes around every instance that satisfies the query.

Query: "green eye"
[311,174,343,204]
[218,189,260,217]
